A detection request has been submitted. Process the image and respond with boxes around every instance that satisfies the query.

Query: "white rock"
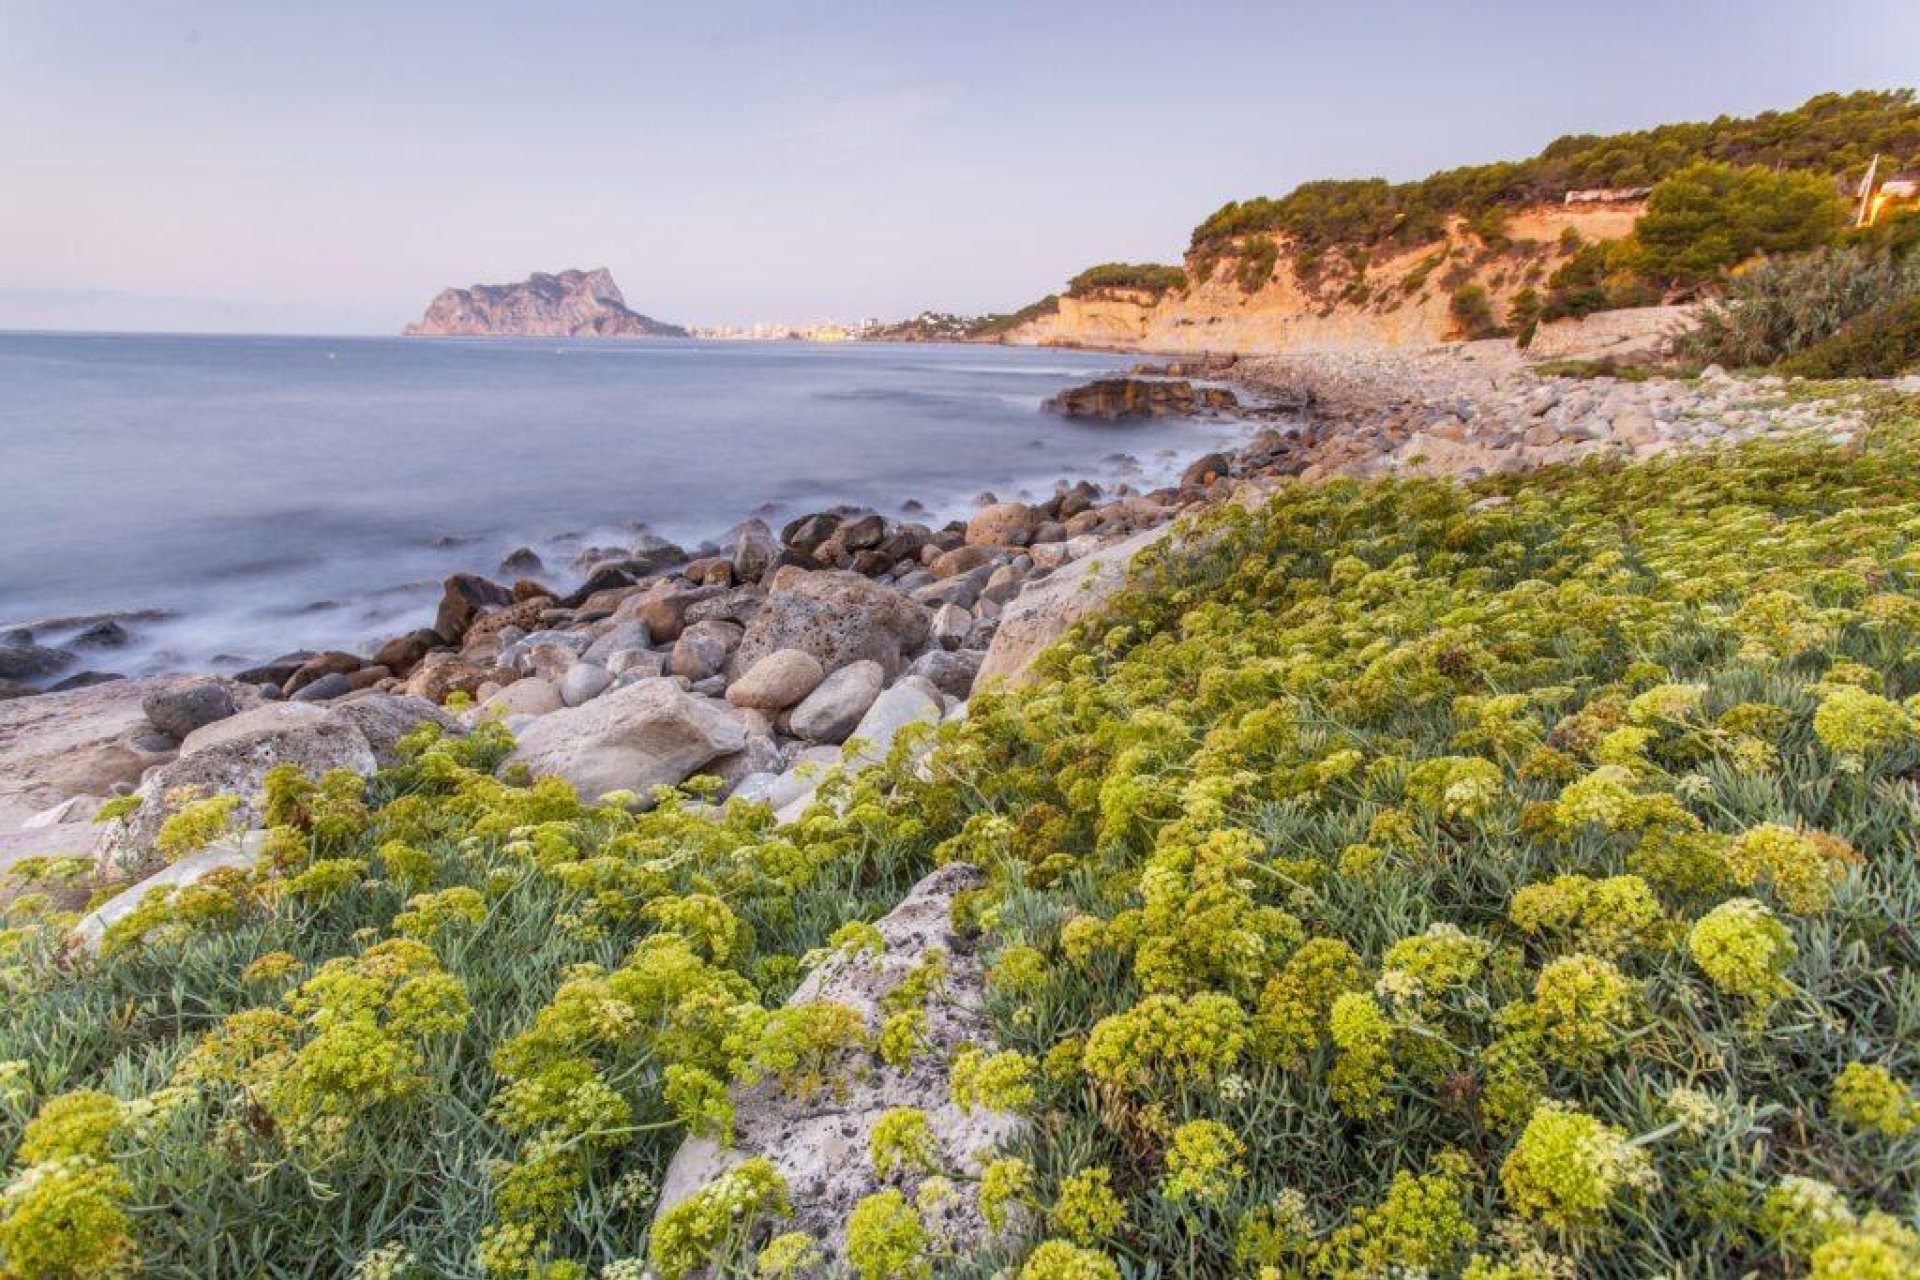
[505,678,746,805]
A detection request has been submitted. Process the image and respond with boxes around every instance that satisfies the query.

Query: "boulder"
[559,661,614,707]
[725,649,825,711]
[0,638,74,682]
[70,620,131,649]
[97,702,378,874]
[650,864,1020,1271]
[0,675,226,830]
[326,694,464,766]
[928,545,998,579]
[479,677,563,719]
[785,660,885,744]
[977,521,1177,688]
[1181,451,1233,487]
[290,672,353,702]
[72,832,266,955]
[729,571,931,679]
[1042,377,1238,420]
[233,650,315,687]
[965,502,1040,548]
[725,518,782,583]
[929,602,972,651]
[907,648,983,700]
[371,629,440,674]
[141,678,240,740]
[667,620,743,682]
[505,679,747,804]
[434,573,514,643]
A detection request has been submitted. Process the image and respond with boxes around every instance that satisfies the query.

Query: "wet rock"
[372,629,440,674]
[0,638,75,682]
[1043,377,1237,420]
[498,546,546,577]
[1180,451,1233,487]
[284,651,362,696]
[433,573,514,643]
[70,620,131,649]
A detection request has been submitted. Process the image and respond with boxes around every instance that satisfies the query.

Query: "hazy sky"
[3,1,1916,333]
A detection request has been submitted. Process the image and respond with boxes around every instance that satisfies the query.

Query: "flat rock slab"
[70,832,264,955]
[976,520,1176,688]
[0,676,224,830]
[651,864,1020,1270]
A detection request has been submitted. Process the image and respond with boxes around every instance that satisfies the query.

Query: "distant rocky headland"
[404,267,687,338]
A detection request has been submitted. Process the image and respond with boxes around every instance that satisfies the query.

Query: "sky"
[2,1,1916,334]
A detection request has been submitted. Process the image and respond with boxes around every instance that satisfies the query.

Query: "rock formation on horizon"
[403,268,687,338]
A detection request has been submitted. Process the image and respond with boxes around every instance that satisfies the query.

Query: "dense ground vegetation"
[7,393,1920,1277]
[1678,225,1920,372]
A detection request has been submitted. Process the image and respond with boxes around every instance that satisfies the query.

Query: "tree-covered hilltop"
[1189,90,1920,261]
[1064,264,1189,298]
[5,389,1920,1277]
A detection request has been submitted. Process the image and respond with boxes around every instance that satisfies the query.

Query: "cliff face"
[404,268,687,338]
[1005,204,1641,354]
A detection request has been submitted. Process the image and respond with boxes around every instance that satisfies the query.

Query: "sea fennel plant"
[3,394,1920,1276]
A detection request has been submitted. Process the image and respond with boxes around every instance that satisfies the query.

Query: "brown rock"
[434,573,514,643]
[965,502,1040,548]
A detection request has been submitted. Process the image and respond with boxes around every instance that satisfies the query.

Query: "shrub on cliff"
[1448,283,1500,339]
[1189,89,1917,258]
[1065,263,1187,298]
[1633,162,1848,286]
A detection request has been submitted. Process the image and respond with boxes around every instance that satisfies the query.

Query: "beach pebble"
[786,659,885,744]
[725,648,825,711]
[560,661,614,707]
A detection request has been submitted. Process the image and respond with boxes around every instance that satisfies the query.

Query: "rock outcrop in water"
[403,268,686,338]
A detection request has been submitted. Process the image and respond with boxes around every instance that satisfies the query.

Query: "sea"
[0,333,1255,677]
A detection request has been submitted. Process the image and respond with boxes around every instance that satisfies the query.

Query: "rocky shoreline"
[2,349,1904,888]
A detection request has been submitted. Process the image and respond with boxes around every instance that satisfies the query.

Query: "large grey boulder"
[505,678,746,804]
[140,677,241,740]
[786,660,885,744]
[729,570,931,679]
[325,694,464,765]
[977,521,1176,688]
[96,702,378,874]
[650,864,1021,1271]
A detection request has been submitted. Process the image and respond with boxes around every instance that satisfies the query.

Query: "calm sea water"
[0,334,1251,675]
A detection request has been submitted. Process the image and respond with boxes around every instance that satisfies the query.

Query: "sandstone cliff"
[1004,203,1642,354]
[403,268,687,338]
